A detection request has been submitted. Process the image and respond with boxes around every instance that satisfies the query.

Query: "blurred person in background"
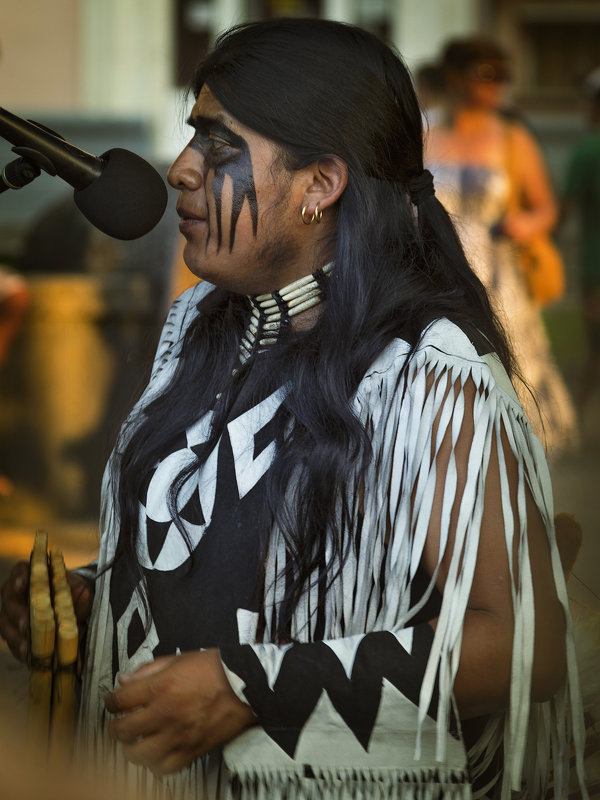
[425,36,579,461]
[415,62,446,128]
[0,19,588,800]
[0,268,28,366]
[562,82,600,418]
[0,266,28,495]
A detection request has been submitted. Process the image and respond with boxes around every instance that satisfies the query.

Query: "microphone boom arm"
[0,154,42,193]
[0,105,168,240]
[0,107,101,190]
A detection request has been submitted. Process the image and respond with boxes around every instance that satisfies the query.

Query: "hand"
[0,561,30,661]
[0,562,94,662]
[501,211,544,244]
[67,570,95,632]
[105,649,256,775]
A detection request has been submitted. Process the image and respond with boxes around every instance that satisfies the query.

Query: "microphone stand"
[0,155,42,193]
[0,114,72,194]
[0,107,168,239]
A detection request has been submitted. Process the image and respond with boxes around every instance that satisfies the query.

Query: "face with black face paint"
[168,86,316,295]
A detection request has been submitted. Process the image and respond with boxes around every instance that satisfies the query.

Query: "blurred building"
[0,0,598,521]
[2,0,597,209]
[2,1,597,196]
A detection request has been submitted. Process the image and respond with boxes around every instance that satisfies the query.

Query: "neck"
[443,105,500,135]
[453,105,495,124]
[290,302,323,331]
[238,262,333,365]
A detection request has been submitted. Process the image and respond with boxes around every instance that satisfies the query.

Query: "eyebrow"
[186,114,238,142]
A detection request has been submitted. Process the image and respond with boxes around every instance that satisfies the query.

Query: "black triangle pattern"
[145,514,173,565]
[179,484,205,527]
[220,625,441,759]
[127,607,146,660]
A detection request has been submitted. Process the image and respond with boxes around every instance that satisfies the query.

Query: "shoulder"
[505,119,536,146]
[167,281,216,337]
[505,120,544,164]
[424,122,454,160]
[357,318,520,407]
[150,281,216,380]
[361,318,479,378]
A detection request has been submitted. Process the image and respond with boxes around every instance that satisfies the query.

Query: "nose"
[167,147,204,191]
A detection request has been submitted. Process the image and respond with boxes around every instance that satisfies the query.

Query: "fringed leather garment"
[77,281,586,799]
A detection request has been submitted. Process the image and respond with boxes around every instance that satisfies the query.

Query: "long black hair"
[111,18,516,638]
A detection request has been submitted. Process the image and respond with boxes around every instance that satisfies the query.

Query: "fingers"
[119,655,175,684]
[66,571,94,626]
[108,705,158,743]
[10,561,30,595]
[105,650,257,774]
[120,731,189,776]
[0,563,93,664]
[108,708,173,773]
[0,561,30,662]
[106,677,191,776]
[105,676,153,715]
[0,617,28,662]
[108,707,204,776]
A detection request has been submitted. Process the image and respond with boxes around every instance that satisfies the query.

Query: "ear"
[301,155,348,214]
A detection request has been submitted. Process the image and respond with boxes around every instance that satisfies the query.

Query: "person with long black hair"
[0,18,587,800]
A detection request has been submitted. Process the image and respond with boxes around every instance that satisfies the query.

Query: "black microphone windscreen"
[73,148,168,240]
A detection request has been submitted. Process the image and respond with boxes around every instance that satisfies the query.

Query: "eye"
[209,136,232,153]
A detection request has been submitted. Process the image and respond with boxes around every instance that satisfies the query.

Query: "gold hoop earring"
[301,203,324,225]
[301,205,312,225]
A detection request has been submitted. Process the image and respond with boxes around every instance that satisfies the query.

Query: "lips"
[176,206,208,222]
[177,206,208,235]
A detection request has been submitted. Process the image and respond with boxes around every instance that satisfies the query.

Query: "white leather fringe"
[78,282,588,800]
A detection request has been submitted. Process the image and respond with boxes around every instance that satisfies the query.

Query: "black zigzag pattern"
[220,625,439,758]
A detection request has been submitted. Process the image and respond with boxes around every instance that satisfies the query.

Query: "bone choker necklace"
[238,262,333,365]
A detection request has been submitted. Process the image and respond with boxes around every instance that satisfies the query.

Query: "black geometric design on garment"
[252,411,279,461]
[141,412,277,657]
[178,484,205,527]
[127,608,146,660]
[145,514,172,565]
[170,431,189,453]
[220,625,438,758]
[109,376,287,681]
[139,464,207,568]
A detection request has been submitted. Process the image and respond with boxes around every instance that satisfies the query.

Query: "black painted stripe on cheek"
[228,146,259,252]
[212,170,224,252]
[208,137,258,254]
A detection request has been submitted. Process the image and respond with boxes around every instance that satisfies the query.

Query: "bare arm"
[503,124,558,243]
[422,376,565,720]
[105,364,568,775]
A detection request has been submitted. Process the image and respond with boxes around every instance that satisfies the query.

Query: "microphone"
[0,107,168,240]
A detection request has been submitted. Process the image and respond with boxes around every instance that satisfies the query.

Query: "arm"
[215,363,567,747]
[105,650,255,775]
[105,353,566,777]
[503,124,558,243]
[423,377,565,720]
[105,621,440,774]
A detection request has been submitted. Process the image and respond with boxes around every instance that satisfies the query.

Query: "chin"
[188,268,249,296]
